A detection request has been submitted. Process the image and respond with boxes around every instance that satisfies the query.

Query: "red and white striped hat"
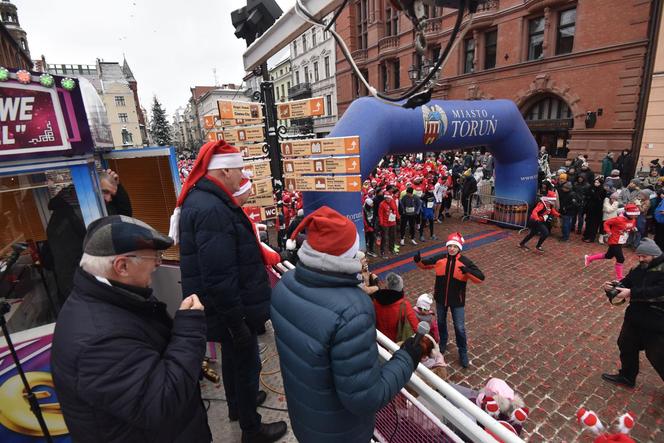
[446,232,465,250]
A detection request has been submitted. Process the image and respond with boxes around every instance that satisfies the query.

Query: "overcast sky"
[17,0,296,119]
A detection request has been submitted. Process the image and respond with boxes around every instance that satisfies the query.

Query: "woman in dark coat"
[583,178,607,242]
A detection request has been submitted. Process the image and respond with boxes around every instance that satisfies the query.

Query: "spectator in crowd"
[572,175,591,234]
[578,162,595,185]
[633,190,652,247]
[373,273,420,342]
[461,169,478,218]
[601,238,664,388]
[173,141,286,443]
[46,185,87,303]
[358,251,380,296]
[605,169,624,193]
[654,189,664,251]
[414,293,440,343]
[51,215,211,442]
[520,191,559,251]
[642,168,660,190]
[556,173,569,191]
[585,203,640,280]
[583,177,607,243]
[379,192,399,258]
[621,179,642,205]
[616,149,635,186]
[100,169,133,217]
[602,191,621,237]
[400,187,421,245]
[601,152,615,178]
[414,232,485,368]
[363,198,377,257]
[559,182,583,242]
[420,184,437,241]
[271,206,423,443]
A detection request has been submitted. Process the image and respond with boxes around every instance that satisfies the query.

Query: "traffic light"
[231,0,283,47]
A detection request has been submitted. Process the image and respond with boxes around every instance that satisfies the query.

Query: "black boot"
[241,421,288,443]
[601,372,635,388]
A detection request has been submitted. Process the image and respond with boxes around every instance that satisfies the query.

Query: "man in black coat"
[100,169,133,216]
[601,238,664,388]
[51,215,211,442]
[172,141,287,443]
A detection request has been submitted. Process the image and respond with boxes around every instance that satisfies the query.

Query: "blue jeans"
[436,304,467,358]
[561,215,573,240]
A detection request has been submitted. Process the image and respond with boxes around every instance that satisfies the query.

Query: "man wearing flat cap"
[601,238,664,389]
[51,215,211,442]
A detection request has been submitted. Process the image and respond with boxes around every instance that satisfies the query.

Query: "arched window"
[20,39,26,50]
[524,95,572,121]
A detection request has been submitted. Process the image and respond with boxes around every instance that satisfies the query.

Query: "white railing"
[375,331,524,443]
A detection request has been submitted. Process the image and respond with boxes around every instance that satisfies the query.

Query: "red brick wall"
[335,0,653,168]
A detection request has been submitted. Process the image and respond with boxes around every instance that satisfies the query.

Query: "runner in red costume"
[584,203,640,279]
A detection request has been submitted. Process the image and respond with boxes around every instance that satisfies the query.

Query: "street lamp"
[408,64,419,84]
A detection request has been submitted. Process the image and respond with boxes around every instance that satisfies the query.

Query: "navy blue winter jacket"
[51,268,210,442]
[271,244,416,443]
[179,176,271,339]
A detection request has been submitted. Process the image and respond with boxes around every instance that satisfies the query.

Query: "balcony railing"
[378,35,399,54]
[351,48,367,62]
[423,16,443,36]
[476,0,498,12]
[287,82,312,100]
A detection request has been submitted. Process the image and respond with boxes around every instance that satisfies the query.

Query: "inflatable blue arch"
[301,97,539,242]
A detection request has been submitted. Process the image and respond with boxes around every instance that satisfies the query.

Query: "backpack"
[395,301,414,342]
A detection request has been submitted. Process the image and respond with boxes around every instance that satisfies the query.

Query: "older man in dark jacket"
[172,140,286,443]
[602,238,664,388]
[271,206,422,443]
[51,215,210,442]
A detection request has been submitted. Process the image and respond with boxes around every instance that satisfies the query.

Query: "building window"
[393,59,400,90]
[119,113,128,123]
[115,96,126,106]
[484,30,497,70]
[353,69,369,97]
[324,56,330,78]
[381,64,388,91]
[385,7,399,37]
[313,61,319,82]
[295,70,300,85]
[304,66,309,82]
[524,95,573,121]
[556,8,576,55]
[463,38,475,73]
[293,40,297,56]
[281,84,285,99]
[326,94,332,115]
[324,28,330,40]
[312,30,317,46]
[356,0,368,50]
[302,34,307,51]
[121,128,133,145]
[528,17,545,60]
[287,81,291,90]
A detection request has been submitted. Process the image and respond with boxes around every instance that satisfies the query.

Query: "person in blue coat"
[271,206,423,443]
[169,140,287,443]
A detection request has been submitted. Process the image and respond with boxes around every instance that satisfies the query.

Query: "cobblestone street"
[367,216,664,442]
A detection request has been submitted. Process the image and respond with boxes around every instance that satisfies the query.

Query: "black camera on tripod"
[605,281,627,305]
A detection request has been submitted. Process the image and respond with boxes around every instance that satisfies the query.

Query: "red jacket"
[604,215,637,245]
[372,290,419,342]
[416,253,484,307]
[378,199,399,227]
[529,201,560,222]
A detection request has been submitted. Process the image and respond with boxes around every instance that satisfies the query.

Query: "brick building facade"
[335,0,657,170]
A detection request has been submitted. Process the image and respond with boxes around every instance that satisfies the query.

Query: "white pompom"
[168,207,181,245]
[286,238,297,250]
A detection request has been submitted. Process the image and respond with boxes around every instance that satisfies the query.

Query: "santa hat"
[577,408,605,434]
[510,407,529,425]
[446,232,464,250]
[384,192,393,199]
[233,170,253,197]
[624,203,640,216]
[615,412,635,435]
[541,191,557,204]
[169,140,244,244]
[482,397,501,418]
[285,206,360,258]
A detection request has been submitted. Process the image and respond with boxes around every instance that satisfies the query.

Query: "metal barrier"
[462,193,529,232]
[375,332,524,443]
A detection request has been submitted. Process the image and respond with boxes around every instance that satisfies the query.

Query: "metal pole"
[260,62,284,185]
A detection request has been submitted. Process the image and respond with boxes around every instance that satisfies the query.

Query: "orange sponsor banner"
[280,136,360,157]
